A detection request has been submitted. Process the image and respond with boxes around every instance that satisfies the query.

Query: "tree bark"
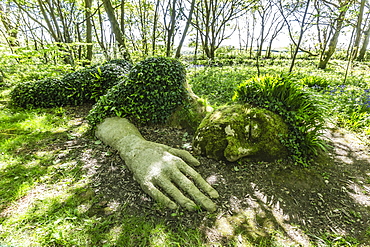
[289,0,311,73]
[152,0,161,55]
[357,25,370,61]
[102,0,130,60]
[350,0,366,60]
[166,0,177,57]
[318,0,352,69]
[85,0,93,63]
[175,0,196,58]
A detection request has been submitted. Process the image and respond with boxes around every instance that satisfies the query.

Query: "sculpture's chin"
[224,145,254,162]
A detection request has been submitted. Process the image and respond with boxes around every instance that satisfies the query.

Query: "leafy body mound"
[87,57,187,125]
[193,104,289,162]
[10,78,70,108]
[233,75,328,165]
[10,59,131,108]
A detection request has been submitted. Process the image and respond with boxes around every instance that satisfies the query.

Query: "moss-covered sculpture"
[90,57,218,211]
[96,117,219,212]
[10,59,131,108]
[193,104,289,162]
[87,56,211,133]
[233,75,328,164]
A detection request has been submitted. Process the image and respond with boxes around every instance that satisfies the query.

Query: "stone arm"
[95,117,219,212]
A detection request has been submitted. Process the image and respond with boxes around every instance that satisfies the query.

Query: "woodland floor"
[5,104,370,246]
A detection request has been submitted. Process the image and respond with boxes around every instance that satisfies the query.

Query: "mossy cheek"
[193,124,228,160]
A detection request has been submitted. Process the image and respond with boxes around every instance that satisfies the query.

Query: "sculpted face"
[193,104,289,162]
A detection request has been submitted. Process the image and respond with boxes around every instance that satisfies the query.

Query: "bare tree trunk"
[191,0,245,60]
[152,0,160,55]
[357,24,370,60]
[351,0,366,59]
[194,29,199,61]
[318,1,352,69]
[257,13,265,58]
[93,1,110,60]
[120,0,126,42]
[76,22,83,60]
[166,0,177,57]
[36,0,59,41]
[265,19,284,58]
[137,0,150,56]
[244,19,250,54]
[85,0,93,63]
[102,0,130,60]
[249,14,256,59]
[289,0,311,73]
[175,0,196,58]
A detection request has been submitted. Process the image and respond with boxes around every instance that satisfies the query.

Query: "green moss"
[167,97,213,133]
[193,104,289,162]
[233,75,328,165]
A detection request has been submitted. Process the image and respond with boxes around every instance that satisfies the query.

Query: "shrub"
[62,62,130,105]
[87,56,187,126]
[233,75,328,165]
[11,60,131,108]
[10,78,71,108]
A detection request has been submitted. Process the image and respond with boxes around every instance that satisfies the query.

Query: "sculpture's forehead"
[212,107,268,124]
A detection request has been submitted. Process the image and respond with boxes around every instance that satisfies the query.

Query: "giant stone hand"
[95,117,219,212]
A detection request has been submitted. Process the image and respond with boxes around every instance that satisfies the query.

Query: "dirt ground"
[61,105,370,246]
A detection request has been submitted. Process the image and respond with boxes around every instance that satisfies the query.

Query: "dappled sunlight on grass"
[0,108,72,153]
[0,103,95,246]
[205,185,311,247]
[0,177,95,246]
[1,59,370,246]
[0,107,80,214]
[149,224,170,246]
[0,155,48,211]
[0,104,205,246]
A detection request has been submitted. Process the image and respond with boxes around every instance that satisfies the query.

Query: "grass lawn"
[1,59,370,246]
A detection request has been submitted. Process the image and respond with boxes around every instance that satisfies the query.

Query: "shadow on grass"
[1,108,370,246]
[199,126,370,246]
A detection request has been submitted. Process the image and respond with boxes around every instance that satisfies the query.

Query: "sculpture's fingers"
[171,167,218,212]
[140,182,178,210]
[177,162,219,199]
[168,148,200,166]
[154,177,198,211]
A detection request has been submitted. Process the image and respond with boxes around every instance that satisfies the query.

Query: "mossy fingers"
[140,182,178,210]
[177,162,219,200]
[168,148,200,166]
[155,177,198,211]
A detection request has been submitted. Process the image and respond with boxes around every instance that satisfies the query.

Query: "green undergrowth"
[1,58,370,246]
[233,75,328,165]
[0,102,206,246]
[0,106,76,209]
[188,60,370,137]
